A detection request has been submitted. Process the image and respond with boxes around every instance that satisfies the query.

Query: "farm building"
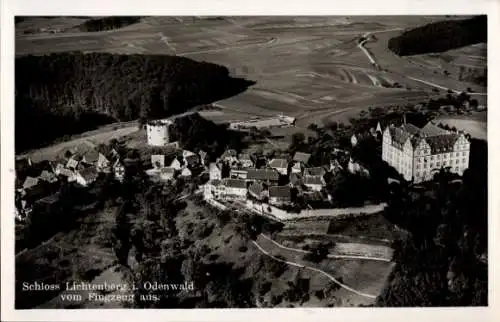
[229,114,296,130]
[146,119,173,146]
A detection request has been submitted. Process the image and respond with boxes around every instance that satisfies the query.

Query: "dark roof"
[304,167,326,177]
[83,150,99,163]
[23,176,39,189]
[293,152,311,163]
[160,167,175,174]
[223,178,247,189]
[39,170,57,182]
[37,193,60,205]
[269,186,291,198]
[421,122,450,137]
[185,154,200,166]
[246,168,280,181]
[78,167,98,181]
[248,182,266,195]
[425,134,459,153]
[304,175,324,186]
[388,121,460,153]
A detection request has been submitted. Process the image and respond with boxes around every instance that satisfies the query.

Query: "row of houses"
[146,148,211,182]
[15,141,126,221]
[203,148,360,208]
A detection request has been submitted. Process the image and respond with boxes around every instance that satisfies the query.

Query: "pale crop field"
[16,16,487,133]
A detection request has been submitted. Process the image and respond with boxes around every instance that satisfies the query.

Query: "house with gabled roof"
[39,170,58,183]
[269,185,292,206]
[160,167,175,181]
[22,176,40,190]
[66,155,80,170]
[113,160,126,181]
[180,167,192,178]
[304,166,327,178]
[184,154,200,169]
[55,164,77,182]
[304,175,325,192]
[209,162,223,181]
[230,168,248,180]
[76,167,99,187]
[97,153,111,172]
[170,158,183,170]
[238,153,254,168]
[246,168,280,183]
[221,178,247,200]
[268,158,288,175]
[293,152,311,165]
[82,149,100,165]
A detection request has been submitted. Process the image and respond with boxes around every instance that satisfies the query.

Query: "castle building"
[146,119,173,146]
[382,121,470,183]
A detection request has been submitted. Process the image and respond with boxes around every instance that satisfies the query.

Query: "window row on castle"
[415,151,468,162]
[414,144,468,156]
[415,158,467,169]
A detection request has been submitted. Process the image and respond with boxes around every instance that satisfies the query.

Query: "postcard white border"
[2,0,499,321]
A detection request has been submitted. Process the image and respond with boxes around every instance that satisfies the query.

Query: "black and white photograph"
[1,1,497,320]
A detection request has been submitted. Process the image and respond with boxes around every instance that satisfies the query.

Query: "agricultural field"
[16,16,487,136]
[435,111,487,140]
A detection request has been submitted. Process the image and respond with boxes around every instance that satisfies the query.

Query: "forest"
[15,52,254,152]
[388,15,487,56]
[76,16,143,32]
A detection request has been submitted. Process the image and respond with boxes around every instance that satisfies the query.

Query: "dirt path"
[259,233,391,262]
[251,240,377,299]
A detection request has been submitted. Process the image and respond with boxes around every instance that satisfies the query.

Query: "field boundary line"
[260,233,391,262]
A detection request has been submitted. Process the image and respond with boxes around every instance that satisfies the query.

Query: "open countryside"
[14,16,487,309]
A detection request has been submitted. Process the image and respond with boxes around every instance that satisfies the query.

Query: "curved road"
[358,29,487,96]
[251,240,377,299]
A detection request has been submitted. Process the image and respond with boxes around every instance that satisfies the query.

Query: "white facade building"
[146,120,173,146]
[382,122,470,183]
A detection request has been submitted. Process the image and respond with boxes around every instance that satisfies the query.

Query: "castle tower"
[146,120,173,146]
